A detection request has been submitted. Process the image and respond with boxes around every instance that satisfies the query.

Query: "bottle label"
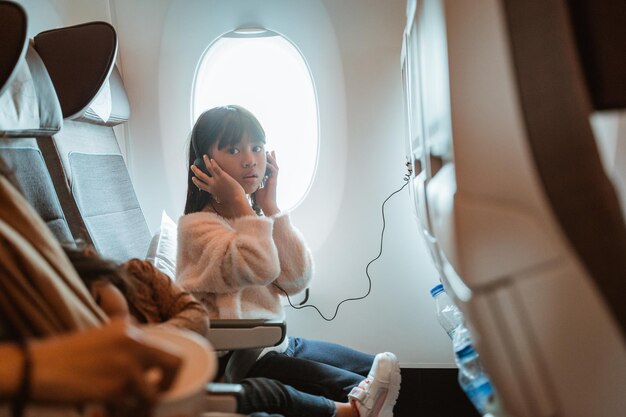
[466,379,494,414]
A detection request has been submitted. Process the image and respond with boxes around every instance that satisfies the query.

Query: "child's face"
[91,280,130,319]
[210,133,267,194]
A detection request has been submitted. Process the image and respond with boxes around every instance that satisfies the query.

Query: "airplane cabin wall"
[13,0,466,367]
[16,0,108,36]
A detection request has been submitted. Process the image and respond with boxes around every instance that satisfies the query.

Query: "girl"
[177,105,401,417]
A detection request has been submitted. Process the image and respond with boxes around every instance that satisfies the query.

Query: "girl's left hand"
[255,150,280,216]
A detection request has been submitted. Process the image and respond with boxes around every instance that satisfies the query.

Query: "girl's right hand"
[255,150,280,216]
[29,319,182,417]
[191,155,246,205]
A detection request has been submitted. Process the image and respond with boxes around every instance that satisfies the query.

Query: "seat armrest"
[201,383,244,414]
[208,319,286,351]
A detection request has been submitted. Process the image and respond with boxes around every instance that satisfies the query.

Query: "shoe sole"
[379,355,401,417]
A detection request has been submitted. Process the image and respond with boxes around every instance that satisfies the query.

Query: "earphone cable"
[274,165,412,321]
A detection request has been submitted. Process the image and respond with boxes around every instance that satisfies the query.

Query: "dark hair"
[184,105,266,215]
[62,245,149,322]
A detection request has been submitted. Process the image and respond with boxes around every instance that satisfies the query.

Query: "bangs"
[216,108,266,149]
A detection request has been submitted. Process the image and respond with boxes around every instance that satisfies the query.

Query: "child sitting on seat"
[177,105,401,417]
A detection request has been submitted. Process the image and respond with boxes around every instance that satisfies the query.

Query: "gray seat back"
[33,23,151,262]
[0,17,73,244]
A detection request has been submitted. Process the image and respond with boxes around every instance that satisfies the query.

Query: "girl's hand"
[191,156,254,217]
[191,155,246,205]
[255,150,280,216]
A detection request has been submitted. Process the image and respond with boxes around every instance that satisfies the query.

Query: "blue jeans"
[238,377,335,417]
[246,337,375,402]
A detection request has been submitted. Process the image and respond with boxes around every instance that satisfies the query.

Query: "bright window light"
[193,30,319,211]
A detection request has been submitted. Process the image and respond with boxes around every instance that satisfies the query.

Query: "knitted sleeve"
[270,213,314,295]
[176,212,281,293]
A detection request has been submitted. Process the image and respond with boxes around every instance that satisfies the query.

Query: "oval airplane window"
[192,28,319,211]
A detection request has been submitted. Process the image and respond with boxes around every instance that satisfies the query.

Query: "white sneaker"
[348,352,401,417]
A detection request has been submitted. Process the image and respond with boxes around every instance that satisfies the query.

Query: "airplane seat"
[0,0,26,98]
[33,22,151,263]
[0,4,77,244]
[402,0,626,416]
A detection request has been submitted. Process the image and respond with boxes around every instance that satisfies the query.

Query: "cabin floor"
[394,368,480,417]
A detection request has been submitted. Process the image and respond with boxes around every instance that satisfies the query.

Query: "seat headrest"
[0,44,63,138]
[34,22,130,126]
[568,0,626,110]
[0,1,28,98]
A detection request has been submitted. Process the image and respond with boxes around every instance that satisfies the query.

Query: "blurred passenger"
[0,159,181,417]
[64,245,210,337]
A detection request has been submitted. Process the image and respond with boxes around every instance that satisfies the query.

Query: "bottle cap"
[455,343,476,359]
[430,283,445,298]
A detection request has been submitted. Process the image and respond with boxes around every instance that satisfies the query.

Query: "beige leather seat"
[402,0,626,416]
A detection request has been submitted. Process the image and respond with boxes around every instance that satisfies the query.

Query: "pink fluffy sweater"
[176,211,313,322]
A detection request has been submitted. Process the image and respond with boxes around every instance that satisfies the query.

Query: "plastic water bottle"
[430,284,502,416]
[455,344,495,416]
[430,283,470,345]
[430,283,462,337]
